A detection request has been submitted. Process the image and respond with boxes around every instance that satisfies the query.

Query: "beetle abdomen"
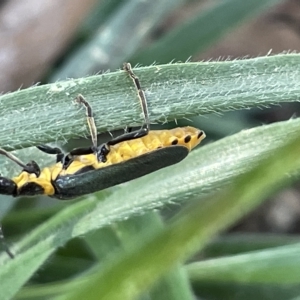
[97,126,205,166]
[64,127,205,175]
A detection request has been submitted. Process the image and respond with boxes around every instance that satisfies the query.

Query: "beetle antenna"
[123,63,150,131]
[0,148,29,170]
[0,224,14,258]
[75,94,98,149]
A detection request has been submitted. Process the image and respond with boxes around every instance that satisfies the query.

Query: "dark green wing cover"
[53,145,189,199]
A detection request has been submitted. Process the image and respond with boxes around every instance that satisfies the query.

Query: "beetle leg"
[0,148,40,175]
[0,148,28,169]
[60,94,98,168]
[67,63,151,164]
[61,146,95,169]
[37,145,63,155]
[124,126,133,133]
[74,94,98,150]
[36,145,65,163]
[97,63,151,162]
[23,161,41,176]
[123,62,150,131]
[95,127,149,163]
[67,147,94,156]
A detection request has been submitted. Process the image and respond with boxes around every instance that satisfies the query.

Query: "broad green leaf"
[1,55,300,150]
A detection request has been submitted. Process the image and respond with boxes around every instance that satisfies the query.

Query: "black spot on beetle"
[184,135,191,143]
[197,131,204,139]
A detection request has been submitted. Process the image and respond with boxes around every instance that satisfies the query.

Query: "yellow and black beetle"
[0,63,205,257]
[0,63,205,200]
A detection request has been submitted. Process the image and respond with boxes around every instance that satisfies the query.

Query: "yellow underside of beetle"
[64,126,205,175]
